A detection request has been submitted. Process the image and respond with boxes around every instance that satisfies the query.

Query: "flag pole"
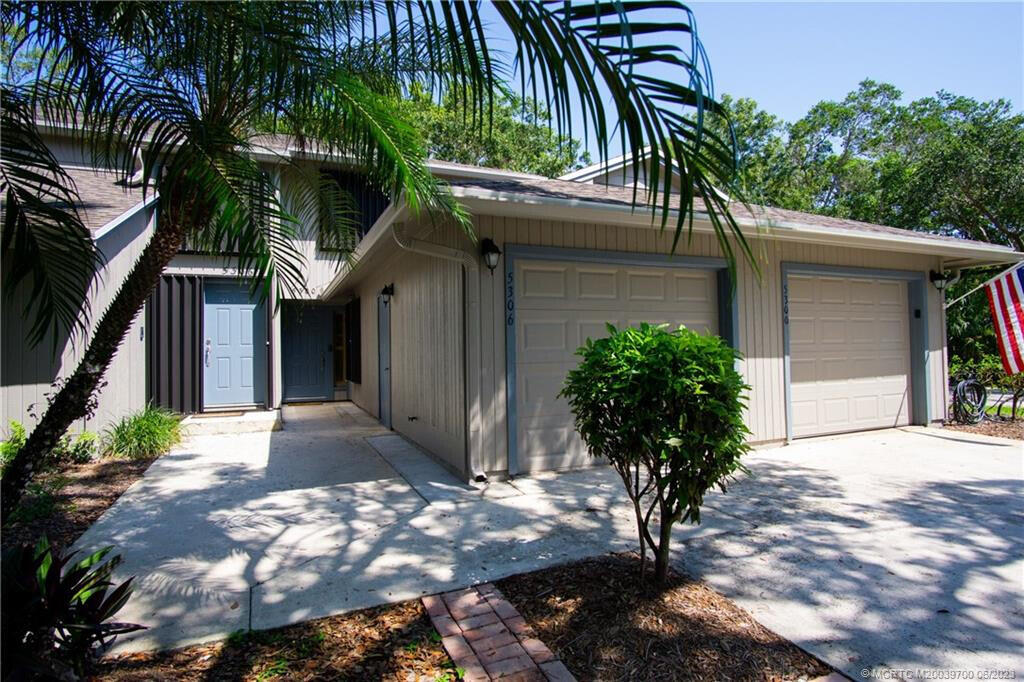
[945,262,1024,310]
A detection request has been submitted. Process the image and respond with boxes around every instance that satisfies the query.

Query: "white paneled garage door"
[514,259,718,473]
[788,274,911,438]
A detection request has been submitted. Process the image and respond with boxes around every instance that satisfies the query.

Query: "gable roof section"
[61,165,154,239]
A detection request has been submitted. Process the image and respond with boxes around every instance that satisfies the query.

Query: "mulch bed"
[497,553,833,682]
[1,456,157,553]
[944,420,1024,440]
[91,599,457,681]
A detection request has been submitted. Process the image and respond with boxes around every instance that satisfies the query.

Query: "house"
[3,131,1021,480]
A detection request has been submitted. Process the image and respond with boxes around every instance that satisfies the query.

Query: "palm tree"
[0,1,745,522]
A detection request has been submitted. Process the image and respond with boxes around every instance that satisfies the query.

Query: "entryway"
[203,280,267,408]
[281,302,349,403]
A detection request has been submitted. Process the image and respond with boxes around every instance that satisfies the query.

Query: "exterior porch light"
[481,238,502,273]
[929,270,955,291]
[381,283,394,304]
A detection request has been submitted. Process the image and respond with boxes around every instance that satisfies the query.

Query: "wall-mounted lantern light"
[381,283,395,304]
[481,238,502,273]
[929,270,956,291]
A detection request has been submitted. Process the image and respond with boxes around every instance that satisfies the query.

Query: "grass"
[985,404,1023,418]
[103,405,182,459]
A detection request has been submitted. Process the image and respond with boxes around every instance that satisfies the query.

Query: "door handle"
[204,341,211,368]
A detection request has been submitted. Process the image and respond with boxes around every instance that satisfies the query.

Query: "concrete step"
[181,409,282,437]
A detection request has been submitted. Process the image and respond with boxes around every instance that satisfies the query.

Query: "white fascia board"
[559,147,684,183]
[319,200,409,300]
[450,186,1023,265]
[248,145,546,183]
[93,192,159,240]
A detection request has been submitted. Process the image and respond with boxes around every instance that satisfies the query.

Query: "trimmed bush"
[103,406,182,459]
[560,323,751,583]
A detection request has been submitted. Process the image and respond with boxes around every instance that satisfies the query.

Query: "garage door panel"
[822,398,850,425]
[819,318,847,343]
[819,277,850,304]
[789,274,911,438]
[627,271,667,301]
[852,396,879,421]
[576,268,619,300]
[520,265,568,299]
[516,258,718,472]
[788,275,816,303]
[674,273,714,302]
[521,319,569,353]
[789,317,816,345]
[518,365,572,418]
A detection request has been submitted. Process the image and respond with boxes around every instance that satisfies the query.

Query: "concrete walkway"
[74,408,1022,679]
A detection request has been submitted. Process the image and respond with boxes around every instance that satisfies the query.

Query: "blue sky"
[480,1,1023,154]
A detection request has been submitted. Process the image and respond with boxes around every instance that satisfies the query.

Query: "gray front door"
[377,295,392,428]
[282,303,332,402]
[203,281,266,408]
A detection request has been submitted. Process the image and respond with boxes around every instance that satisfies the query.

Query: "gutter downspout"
[391,224,485,482]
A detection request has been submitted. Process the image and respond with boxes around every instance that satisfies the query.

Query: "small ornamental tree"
[560,323,751,584]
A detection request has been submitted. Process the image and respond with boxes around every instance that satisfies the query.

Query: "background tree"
[1,0,744,521]
[402,85,589,177]
[560,324,750,584]
[710,80,1023,382]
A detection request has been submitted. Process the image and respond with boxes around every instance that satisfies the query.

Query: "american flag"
[986,263,1024,375]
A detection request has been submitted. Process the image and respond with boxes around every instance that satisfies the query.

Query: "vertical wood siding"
[1,206,155,433]
[348,222,468,472]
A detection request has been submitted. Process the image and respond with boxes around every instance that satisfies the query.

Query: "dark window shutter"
[346,298,361,384]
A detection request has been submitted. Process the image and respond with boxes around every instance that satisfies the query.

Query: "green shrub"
[1,420,27,473]
[52,431,99,465]
[949,354,1024,393]
[1,536,144,679]
[103,406,182,459]
[560,323,751,583]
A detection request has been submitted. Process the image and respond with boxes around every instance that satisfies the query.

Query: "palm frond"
[0,85,102,349]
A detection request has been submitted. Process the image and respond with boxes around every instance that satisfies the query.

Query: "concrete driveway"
[74,408,1022,678]
[679,427,1024,679]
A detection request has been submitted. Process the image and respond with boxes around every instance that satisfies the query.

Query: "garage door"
[513,259,718,473]
[788,274,911,438]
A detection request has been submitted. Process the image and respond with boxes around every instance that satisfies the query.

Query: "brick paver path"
[422,584,576,681]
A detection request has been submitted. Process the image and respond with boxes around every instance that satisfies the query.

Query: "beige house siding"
[1,205,155,434]
[465,214,947,474]
[347,224,467,473]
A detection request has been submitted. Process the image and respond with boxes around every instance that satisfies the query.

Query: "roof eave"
[449,186,1022,266]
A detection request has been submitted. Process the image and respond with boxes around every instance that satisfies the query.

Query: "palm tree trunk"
[1,214,187,525]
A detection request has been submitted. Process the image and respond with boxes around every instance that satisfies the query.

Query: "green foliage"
[62,431,98,464]
[401,85,590,178]
[1,536,143,679]
[102,406,181,460]
[949,354,1024,393]
[8,476,68,524]
[1,421,94,473]
[1,419,27,472]
[714,81,1023,368]
[560,323,750,583]
[714,81,1023,255]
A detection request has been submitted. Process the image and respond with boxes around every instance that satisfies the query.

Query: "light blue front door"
[203,281,266,407]
[282,303,332,402]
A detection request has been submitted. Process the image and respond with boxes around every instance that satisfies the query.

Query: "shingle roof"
[62,166,148,236]
[447,175,990,248]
